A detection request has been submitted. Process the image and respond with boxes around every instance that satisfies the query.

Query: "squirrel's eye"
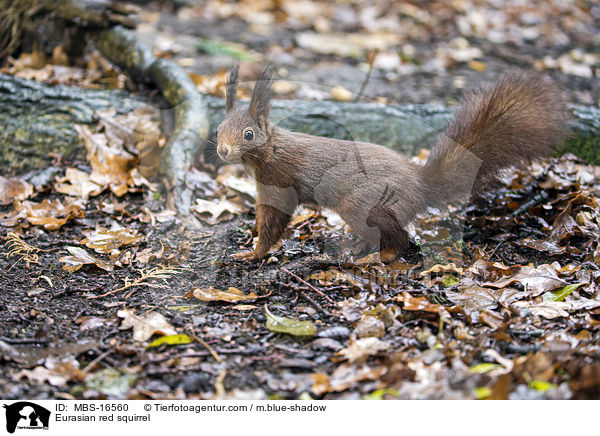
[244,129,254,141]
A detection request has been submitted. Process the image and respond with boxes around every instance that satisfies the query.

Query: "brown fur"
[218,68,569,261]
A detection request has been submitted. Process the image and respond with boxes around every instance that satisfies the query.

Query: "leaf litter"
[2,0,600,401]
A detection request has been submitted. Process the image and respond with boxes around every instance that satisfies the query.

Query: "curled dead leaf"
[0,176,33,205]
[117,309,177,342]
[187,286,259,303]
[58,246,114,272]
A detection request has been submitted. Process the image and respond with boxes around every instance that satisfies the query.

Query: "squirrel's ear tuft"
[249,65,273,129]
[226,65,239,112]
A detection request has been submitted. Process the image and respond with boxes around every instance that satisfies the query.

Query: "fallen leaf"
[188,287,259,303]
[512,301,570,319]
[81,226,143,254]
[337,337,390,364]
[0,176,33,205]
[543,283,586,302]
[216,172,257,199]
[12,355,85,387]
[77,316,108,330]
[396,291,447,315]
[58,247,114,272]
[296,32,401,57]
[1,198,85,230]
[84,368,138,398]
[354,315,385,338]
[117,309,177,342]
[196,39,255,61]
[311,364,385,395]
[191,198,245,224]
[55,168,103,198]
[134,244,165,264]
[469,363,502,374]
[265,305,316,336]
[147,334,193,348]
[483,264,566,296]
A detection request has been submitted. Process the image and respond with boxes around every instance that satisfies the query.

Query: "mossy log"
[202,97,600,166]
[1,72,598,176]
[0,73,144,174]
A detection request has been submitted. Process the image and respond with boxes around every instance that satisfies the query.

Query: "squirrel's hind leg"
[378,227,409,262]
[338,197,409,263]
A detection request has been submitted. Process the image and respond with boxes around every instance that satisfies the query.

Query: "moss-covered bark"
[0,73,144,174]
[1,72,598,176]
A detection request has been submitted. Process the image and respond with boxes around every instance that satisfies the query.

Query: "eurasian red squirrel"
[216,66,568,261]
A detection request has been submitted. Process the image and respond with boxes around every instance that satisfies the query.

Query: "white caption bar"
[0,400,596,436]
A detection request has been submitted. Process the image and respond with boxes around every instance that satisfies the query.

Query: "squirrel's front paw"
[232,250,261,261]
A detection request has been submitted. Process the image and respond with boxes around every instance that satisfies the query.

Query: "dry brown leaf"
[188,286,259,303]
[81,226,143,254]
[55,168,104,199]
[311,364,385,395]
[1,198,85,230]
[296,32,401,57]
[354,315,385,338]
[396,291,446,314]
[337,336,390,364]
[135,244,165,264]
[420,263,464,277]
[117,309,177,342]
[191,198,245,224]
[216,172,257,199]
[58,246,114,273]
[77,316,108,330]
[483,264,566,297]
[12,355,85,387]
[330,86,353,102]
[0,176,33,205]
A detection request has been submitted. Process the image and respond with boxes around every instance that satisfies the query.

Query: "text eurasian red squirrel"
[216,66,568,261]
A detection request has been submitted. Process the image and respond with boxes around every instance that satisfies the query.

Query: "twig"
[0,336,49,345]
[89,265,181,299]
[354,49,378,102]
[282,282,329,315]
[82,349,113,374]
[487,240,506,262]
[186,328,222,363]
[281,267,334,303]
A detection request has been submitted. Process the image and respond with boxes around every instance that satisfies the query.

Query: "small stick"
[487,240,506,262]
[281,268,334,303]
[0,336,49,345]
[282,282,329,315]
[186,328,222,363]
[355,49,378,102]
[82,349,113,374]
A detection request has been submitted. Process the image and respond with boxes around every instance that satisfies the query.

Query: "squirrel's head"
[216,65,273,163]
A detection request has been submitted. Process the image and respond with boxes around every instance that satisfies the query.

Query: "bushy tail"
[422,72,569,207]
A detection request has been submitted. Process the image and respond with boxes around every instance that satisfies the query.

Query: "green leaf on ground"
[474,387,492,399]
[265,305,316,337]
[469,363,503,374]
[196,39,254,61]
[364,389,399,400]
[147,334,194,348]
[543,283,586,302]
[529,380,557,392]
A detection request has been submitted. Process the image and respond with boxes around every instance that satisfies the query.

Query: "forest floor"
[1,0,600,400]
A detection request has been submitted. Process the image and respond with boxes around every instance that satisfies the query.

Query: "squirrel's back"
[422,71,569,208]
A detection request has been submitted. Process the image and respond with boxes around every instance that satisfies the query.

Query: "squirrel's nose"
[217,145,229,159]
